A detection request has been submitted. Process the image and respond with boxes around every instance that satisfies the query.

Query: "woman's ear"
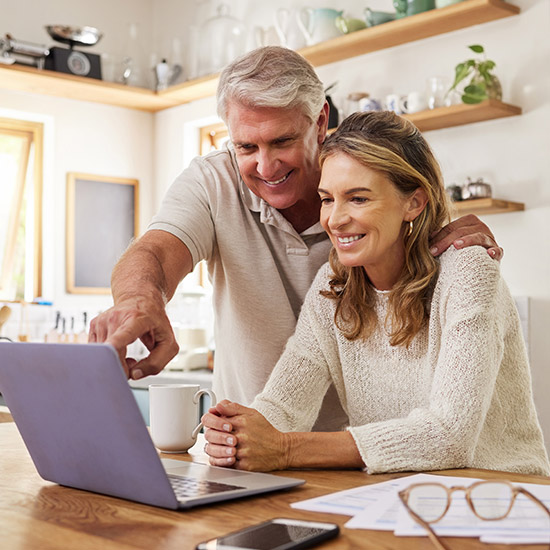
[405,187,429,222]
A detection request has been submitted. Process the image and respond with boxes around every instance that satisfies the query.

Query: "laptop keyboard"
[168,474,245,498]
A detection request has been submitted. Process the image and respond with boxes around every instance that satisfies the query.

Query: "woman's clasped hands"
[202,400,290,471]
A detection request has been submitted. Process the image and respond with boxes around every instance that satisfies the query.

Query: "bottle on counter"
[45,311,61,343]
[76,312,88,343]
[67,316,76,343]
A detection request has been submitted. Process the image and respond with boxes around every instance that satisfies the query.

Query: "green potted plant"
[448,44,502,104]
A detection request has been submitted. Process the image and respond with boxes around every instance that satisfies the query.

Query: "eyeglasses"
[398,480,550,550]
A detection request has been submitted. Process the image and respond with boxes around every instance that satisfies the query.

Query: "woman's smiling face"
[318,153,414,290]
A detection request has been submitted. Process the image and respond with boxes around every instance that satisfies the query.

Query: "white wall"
[2,0,549,452]
[1,0,156,317]
[0,92,154,314]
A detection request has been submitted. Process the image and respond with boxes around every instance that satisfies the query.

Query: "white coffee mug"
[399,91,428,114]
[149,384,217,453]
[385,93,403,114]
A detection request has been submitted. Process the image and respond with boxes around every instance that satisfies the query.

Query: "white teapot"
[297,8,344,46]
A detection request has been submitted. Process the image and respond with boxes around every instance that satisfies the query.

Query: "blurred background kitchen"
[0,0,548,442]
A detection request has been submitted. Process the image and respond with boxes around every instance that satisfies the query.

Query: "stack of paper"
[291,473,550,544]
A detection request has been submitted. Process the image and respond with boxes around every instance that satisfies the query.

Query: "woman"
[202,111,549,476]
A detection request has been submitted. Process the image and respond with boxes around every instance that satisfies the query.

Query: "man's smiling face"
[227,101,326,223]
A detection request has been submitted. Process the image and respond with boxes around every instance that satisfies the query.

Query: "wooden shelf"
[403,99,522,132]
[0,0,519,112]
[299,0,519,67]
[452,198,525,216]
[0,63,181,112]
[324,99,521,134]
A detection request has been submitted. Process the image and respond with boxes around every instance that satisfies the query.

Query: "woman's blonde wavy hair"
[319,111,451,347]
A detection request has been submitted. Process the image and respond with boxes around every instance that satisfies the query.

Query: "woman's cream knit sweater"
[252,246,550,476]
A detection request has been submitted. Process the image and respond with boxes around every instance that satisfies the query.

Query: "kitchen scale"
[44,25,102,79]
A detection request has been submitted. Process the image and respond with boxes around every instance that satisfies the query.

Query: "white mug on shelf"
[254,26,280,48]
[399,91,428,114]
[385,93,403,114]
[149,384,217,453]
[275,7,307,50]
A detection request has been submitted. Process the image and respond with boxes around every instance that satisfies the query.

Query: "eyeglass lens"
[469,482,513,519]
[408,482,515,523]
[408,484,449,522]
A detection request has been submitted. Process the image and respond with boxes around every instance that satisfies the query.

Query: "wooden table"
[1,422,548,550]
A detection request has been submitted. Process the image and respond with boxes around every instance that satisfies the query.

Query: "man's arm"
[89,229,194,380]
[429,214,503,260]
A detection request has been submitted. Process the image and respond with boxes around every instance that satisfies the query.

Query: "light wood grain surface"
[1,422,548,550]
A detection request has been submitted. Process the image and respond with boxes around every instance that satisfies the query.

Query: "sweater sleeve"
[251,264,336,432]
[349,247,507,474]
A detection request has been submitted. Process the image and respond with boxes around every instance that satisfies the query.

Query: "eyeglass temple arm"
[399,494,451,550]
[520,488,550,528]
[519,487,550,517]
[517,488,550,550]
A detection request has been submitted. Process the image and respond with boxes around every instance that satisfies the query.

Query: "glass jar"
[197,3,247,77]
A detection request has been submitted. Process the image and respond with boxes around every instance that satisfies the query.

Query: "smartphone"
[195,517,340,550]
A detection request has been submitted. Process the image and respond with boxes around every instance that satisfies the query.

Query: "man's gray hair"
[217,46,326,123]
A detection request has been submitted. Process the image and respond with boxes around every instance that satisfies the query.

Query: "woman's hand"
[201,400,290,471]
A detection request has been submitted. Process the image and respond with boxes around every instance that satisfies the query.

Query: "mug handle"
[296,7,313,45]
[254,26,265,48]
[275,8,289,43]
[191,388,217,440]
[399,96,409,114]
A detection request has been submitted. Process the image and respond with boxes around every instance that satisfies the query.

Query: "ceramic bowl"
[335,16,367,34]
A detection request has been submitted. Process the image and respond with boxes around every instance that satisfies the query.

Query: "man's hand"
[89,296,179,380]
[429,214,503,260]
[202,400,289,471]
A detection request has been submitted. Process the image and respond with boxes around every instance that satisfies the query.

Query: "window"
[0,118,43,301]
[194,121,230,289]
[200,122,229,155]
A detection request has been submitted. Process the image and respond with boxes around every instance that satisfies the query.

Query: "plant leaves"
[462,83,488,104]
[450,62,472,91]
[468,44,484,54]
[464,83,486,95]
[453,44,498,101]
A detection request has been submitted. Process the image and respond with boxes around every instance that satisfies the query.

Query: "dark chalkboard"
[66,173,139,294]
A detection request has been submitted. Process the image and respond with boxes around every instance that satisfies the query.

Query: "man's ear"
[316,101,330,145]
[406,187,429,221]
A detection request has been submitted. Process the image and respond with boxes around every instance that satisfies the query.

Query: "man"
[90,46,502,430]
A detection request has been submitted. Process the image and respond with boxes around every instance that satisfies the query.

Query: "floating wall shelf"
[0,0,520,112]
[453,198,525,217]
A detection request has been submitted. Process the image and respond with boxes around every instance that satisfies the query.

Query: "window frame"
[0,117,43,301]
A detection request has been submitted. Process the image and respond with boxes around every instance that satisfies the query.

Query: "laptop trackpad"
[163,461,237,480]
[162,459,284,489]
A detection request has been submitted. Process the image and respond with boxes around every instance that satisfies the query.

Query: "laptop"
[0,342,304,509]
